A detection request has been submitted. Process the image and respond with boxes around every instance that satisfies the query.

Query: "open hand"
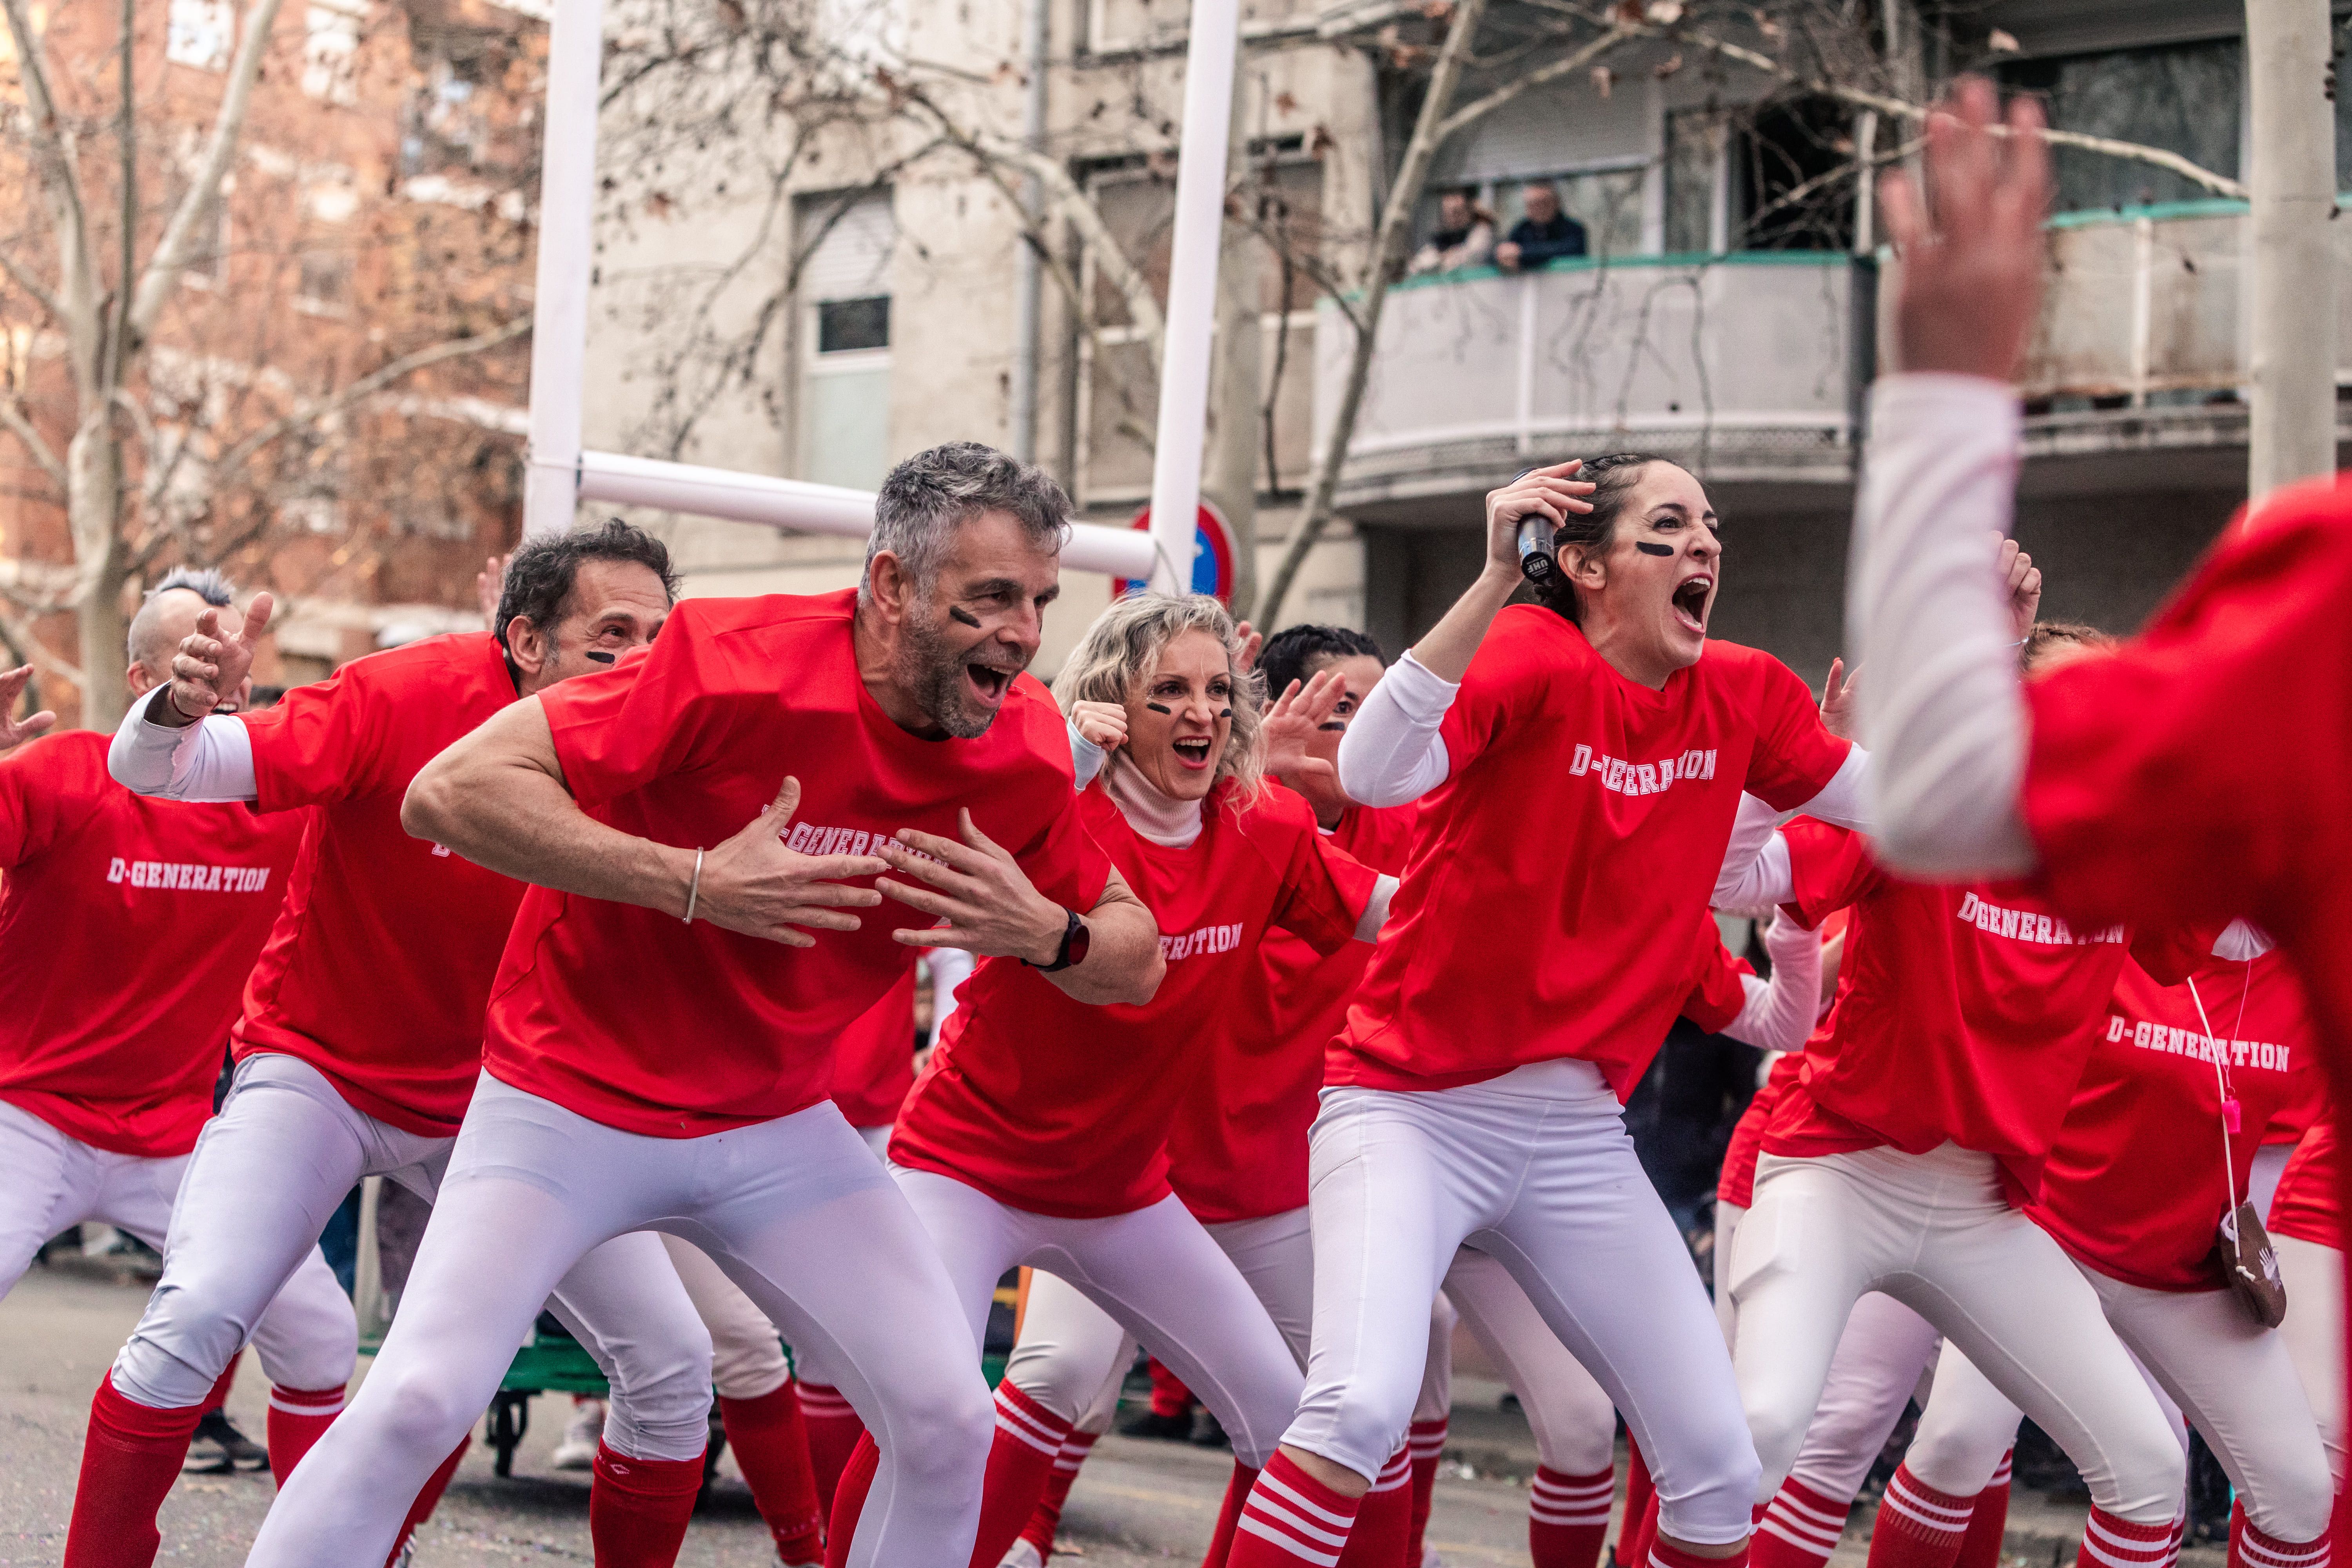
[1879,77,2050,382]
[1232,620,1263,673]
[476,555,510,622]
[691,777,888,946]
[1483,460,1595,576]
[875,810,1067,964]
[1996,536,2042,641]
[1261,667,1348,816]
[1071,699,1129,753]
[163,593,274,727]
[1819,657,1860,742]
[0,665,55,752]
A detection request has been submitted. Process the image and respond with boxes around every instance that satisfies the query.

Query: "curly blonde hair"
[1053,593,1268,805]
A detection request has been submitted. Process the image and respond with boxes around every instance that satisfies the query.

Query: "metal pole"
[1008,0,1051,464]
[1143,0,1243,593]
[521,0,608,538]
[2245,0,2337,500]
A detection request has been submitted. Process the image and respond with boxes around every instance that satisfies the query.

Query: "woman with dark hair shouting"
[1215,454,1869,1568]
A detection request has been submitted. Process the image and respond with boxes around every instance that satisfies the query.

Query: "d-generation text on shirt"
[1954,891,2123,948]
[1569,744,1719,798]
[108,858,273,892]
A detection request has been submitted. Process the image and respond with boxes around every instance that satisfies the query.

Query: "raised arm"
[1720,913,1826,1054]
[402,697,891,947]
[1851,79,2050,879]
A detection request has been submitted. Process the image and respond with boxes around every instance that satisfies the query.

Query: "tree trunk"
[67,416,129,728]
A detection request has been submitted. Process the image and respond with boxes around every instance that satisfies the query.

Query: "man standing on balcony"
[1495,181,1589,271]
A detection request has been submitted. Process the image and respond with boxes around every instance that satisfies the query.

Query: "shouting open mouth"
[1671,573,1713,635]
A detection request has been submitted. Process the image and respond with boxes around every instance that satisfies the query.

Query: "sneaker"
[1117,1409,1194,1441]
[182,1409,270,1473]
[998,1541,1044,1568]
[1189,1409,1229,1449]
[550,1397,606,1471]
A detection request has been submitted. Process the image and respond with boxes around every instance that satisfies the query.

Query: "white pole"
[1008,0,1051,463]
[1143,0,1242,593]
[2245,0,2337,501]
[521,0,608,538]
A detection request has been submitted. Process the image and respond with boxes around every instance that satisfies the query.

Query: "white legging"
[1442,1245,1615,1475]
[789,1121,891,1392]
[1732,1145,2186,1524]
[247,1077,994,1568]
[0,1099,352,1391]
[1287,1060,1760,1546]
[893,1167,1307,1470]
[2275,1236,2346,1490]
[108,1053,708,1466]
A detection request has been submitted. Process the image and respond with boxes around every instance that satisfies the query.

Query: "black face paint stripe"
[948,606,982,627]
[1216,708,1232,720]
[1635,541,1675,557]
[1146,702,1173,714]
[585,650,617,663]
[1317,721,1347,731]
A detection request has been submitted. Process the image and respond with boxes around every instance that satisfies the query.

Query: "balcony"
[1311,252,1859,521]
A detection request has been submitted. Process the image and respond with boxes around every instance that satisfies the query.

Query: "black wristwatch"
[1027,907,1090,973]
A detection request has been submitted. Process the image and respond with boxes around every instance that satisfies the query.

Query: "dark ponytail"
[1530,452,1664,626]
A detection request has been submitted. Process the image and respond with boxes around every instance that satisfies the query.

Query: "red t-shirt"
[1333,608,1848,1096]
[0,730,303,1157]
[892,778,1374,1219]
[2018,484,2352,1267]
[1168,801,1419,1224]
[2269,1111,2338,1250]
[486,592,1109,1138]
[238,633,528,1136]
[1720,1051,1804,1210]
[832,969,917,1130]
[1764,818,2186,1201]
[2029,952,2318,1291]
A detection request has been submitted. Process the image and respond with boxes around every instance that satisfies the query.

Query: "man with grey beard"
[238,441,1165,1568]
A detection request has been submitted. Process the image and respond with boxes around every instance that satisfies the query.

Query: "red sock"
[265,1382,346,1482]
[1228,1451,1365,1568]
[2074,1509,2178,1568]
[62,1371,216,1568]
[1627,1488,1662,1568]
[1867,1464,1978,1568]
[1150,1357,1197,1420]
[385,1433,470,1568]
[823,1433,881,1568]
[1022,1429,1100,1561]
[721,1385,825,1564]
[1531,1465,1617,1568]
[1335,1445,1415,1568]
[1406,1419,1448,1567]
[1752,1475,1854,1568]
[1618,1438,1655,1568]
[968,1383,1078,1568]
[799,1382,868,1523]
[2234,1501,2333,1568]
[589,1441,706,1567]
[1203,1462,1261,1568]
[1652,1535,1752,1568]
[1952,1455,2011,1568]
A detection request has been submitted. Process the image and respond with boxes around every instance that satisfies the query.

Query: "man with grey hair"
[0,570,350,1489]
[227,441,1166,1568]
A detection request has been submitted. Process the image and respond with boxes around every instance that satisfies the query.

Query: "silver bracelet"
[683,847,705,924]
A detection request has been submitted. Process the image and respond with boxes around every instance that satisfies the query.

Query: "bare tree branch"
[129,0,294,342]
[0,248,64,325]
[0,0,99,376]
[0,399,66,488]
[1438,25,1633,142]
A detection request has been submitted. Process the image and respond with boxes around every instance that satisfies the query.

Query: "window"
[296,250,353,314]
[797,191,897,491]
[1728,96,1855,252]
[2004,41,2240,214]
[1663,107,1725,255]
[166,0,232,70]
[301,0,363,104]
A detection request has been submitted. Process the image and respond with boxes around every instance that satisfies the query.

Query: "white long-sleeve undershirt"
[1851,373,2036,879]
[1720,911,1822,1054]
[108,686,258,803]
[1334,650,1455,808]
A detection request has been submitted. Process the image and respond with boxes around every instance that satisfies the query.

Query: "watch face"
[1065,916,1091,969]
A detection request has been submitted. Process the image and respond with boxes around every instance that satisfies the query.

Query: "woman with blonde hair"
[824,592,1397,1568]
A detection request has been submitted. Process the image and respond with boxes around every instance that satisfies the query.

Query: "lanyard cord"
[2183,962,2258,1212]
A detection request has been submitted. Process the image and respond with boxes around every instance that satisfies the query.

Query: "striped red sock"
[1951,1454,2013,1568]
[1752,1475,1853,1568]
[968,1384,1077,1568]
[2074,1508,2177,1568]
[62,1371,213,1568]
[589,1441,706,1567]
[1529,1464,1616,1568]
[384,1432,470,1568]
[1229,1452,1364,1568]
[1866,1464,1977,1568]
[1651,1532,1752,1568]
[2233,1502,2332,1568]
[1020,1429,1100,1561]
[1617,1438,1657,1568]
[721,1384,825,1564]
[799,1381,867,1521]
[1406,1419,1448,1567]
[822,1433,880,1568]
[1150,1357,1197,1420]
[1336,1445,1415,1568]
[264,1382,345,1482]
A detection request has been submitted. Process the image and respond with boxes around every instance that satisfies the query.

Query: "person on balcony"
[1496,182,1589,272]
[1408,189,1495,274]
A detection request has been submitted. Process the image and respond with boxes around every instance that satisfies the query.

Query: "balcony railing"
[1311,252,1857,512]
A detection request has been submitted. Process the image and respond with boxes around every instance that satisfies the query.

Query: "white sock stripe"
[1532,1486,1617,1510]
[1530,1504,1615,1527]
[994,1413,1063,1456]
[1763,1501,1846,1545]
[1255,1471,1358,1530]
[2239,1533,2332,1568]
[1236,1513,1345,1567]
[1880,1491,1970,1539]
[1888,1474,1977,1523]
[1245,1494,1356,1549]
[1370,1457,1415,1494]
[799,1391,855,1414]
[1770,1493,1852,1533]
[1532,1473,1615,1494]
[2085,1516,2176,1550]
[2080,1537,2174,1568]
[1756,1515,1842,1557]
[268,1394,345,1416]
[994,1392,1067,1445]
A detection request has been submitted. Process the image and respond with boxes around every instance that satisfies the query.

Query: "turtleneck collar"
[1103,755,1206,848]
